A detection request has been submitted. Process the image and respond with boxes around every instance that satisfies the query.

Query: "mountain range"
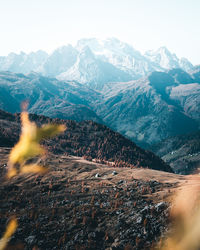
[0,38,200,250]
[0,38,195,89]
[0,38,199,173]
[0,68,199,147]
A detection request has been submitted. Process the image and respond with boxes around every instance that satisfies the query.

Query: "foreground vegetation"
[0,111,200,249]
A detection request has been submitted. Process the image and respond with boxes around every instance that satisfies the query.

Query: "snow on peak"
[79,46,95,58]
[144,46,192,71]
[76,38,103,52]
[0,37,195,83]
[52,44,75,54]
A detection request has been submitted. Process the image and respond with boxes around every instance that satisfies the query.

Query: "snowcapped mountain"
[39,45,78,77]
[144,46,193,72]
[76,38,160,77]
[58,45,132,89]
[0,38,195,88]
[0,50,48,74]
[179,57,194,72]
[190,65,200,82]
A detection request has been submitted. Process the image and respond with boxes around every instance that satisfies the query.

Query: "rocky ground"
[0,147,188,250]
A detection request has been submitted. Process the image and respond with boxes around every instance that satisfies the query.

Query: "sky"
[0,0,199,64]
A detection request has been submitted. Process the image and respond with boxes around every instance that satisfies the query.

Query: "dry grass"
[1,110,200,249]
[0,110,65,250]
[158,177,200,250]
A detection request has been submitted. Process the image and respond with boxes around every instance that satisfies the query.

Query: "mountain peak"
[75,46,96,65]
[79,45,94,57]
[145,46,172,57]
[104,37,122,45]
[0,37,195,79]
[76,38,103,52]
[145,47,182,70]
[158,46,170,53]
[53,44,75,54]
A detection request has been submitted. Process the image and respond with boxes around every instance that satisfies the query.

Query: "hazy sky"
[0,0,199,64]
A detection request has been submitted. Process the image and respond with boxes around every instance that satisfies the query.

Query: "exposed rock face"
[57,46,132,89]
[145,46,194,72]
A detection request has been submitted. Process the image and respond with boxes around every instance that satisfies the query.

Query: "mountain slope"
[150,131,200,174]
[0,109,173,172]
[39,45,78,77]
[1,146,185,249]
[0,71,102,123]
[93,71,199,145]
[0,70,199,147]
[58,46,132,89]
[145,47,194,72]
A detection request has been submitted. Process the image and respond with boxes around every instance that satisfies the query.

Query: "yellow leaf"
[9,112,44,164]
[0,218,18,250]
[9,139,44,165]
[36,124,66,141]
[9,111,65,167]
[21,164,48,174]
[7,167,18,178]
